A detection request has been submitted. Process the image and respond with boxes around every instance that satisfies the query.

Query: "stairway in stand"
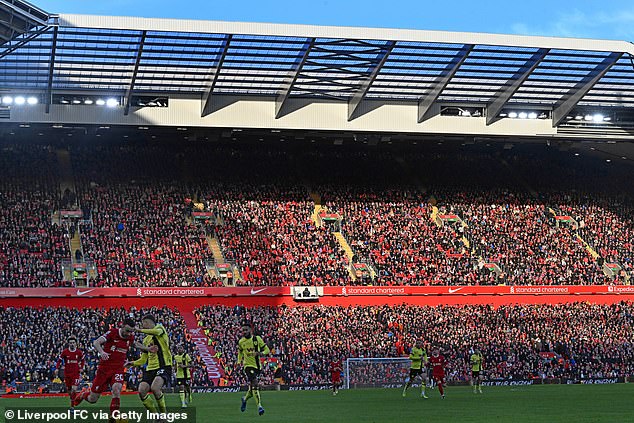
[206,235,241,283]
[576,233,600,260]
[309,190,371,281]
[57,148,86,283]
[334,232,358,281]
[309,191,324,227]
[207,236,225,264]
[70,227,82,262]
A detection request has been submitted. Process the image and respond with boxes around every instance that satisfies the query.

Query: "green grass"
[2,384,633,422]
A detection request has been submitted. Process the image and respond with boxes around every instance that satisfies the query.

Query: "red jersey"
[330,360,342,376]
[98,328,134,369]
[429,354,446,376]
[58,348,85,378]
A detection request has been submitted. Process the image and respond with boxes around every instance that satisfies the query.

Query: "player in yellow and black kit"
[128,314,172,415]
[470,348,484,394]
[238,322,270,416]
[174,345,193,408]
[402,340,428,398]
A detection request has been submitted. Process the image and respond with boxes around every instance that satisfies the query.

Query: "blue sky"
[34,0,634,41]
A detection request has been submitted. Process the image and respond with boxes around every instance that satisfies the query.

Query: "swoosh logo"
[76,289,95,296]
[448,287,465,294]
[250,288,267,295]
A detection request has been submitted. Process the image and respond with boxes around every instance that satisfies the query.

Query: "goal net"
[345,357,412,389]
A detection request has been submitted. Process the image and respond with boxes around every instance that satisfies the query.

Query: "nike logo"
[448,287,464,294]
[76,289,95,296]
[250,288,267,295]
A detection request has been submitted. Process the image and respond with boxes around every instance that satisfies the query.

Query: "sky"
[33,0,634,41]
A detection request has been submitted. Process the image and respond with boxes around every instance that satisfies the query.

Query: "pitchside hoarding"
[0,285,634,297]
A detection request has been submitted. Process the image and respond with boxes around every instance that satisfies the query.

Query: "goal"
[344,357,412,389]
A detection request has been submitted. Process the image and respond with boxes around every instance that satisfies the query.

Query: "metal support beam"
[44,25,57,114]
[123,30,146,116]
[201,34,232,118]
[347,41,395,121]
[417,44,474,123]
[552,52,623,127]
[486,48,549,125]
[1,15,29,35]
[0,0,49,27]
[0,23,48,60]
[275,38,314,119]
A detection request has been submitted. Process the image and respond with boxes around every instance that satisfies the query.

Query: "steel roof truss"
[348,40,395,120]
[486,48,549,125]
[552,52,624,126]
[123,30,147,115]
[418,44,474,123]
[201,33,233,117]
[275,38,314,118]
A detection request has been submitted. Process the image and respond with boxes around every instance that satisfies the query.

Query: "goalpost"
[344,357,412,390]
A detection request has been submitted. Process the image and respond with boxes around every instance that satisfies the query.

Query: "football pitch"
[2,385,633,423]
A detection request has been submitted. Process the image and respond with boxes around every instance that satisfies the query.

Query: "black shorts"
[472,371,481,379]
[142,366,172,386]
[409,368,423,379]
[244,367,261,383]
[176,378,190,386]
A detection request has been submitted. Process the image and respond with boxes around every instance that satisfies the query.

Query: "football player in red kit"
[73,319,139,423]
[330,358,343,396]
[58,336,85,409]
[428,348,447,399]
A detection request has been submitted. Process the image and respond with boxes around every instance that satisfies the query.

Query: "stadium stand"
[71,144,216,288]
[0,144,69,288]
[194,302,634,386]
[0,306,206,390]
[1,7,634,417]
[1,301,633,389]
[0,140,632,288]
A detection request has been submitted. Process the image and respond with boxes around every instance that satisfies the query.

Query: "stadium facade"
[2,0,634,145]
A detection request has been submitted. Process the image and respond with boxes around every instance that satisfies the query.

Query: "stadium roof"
[2,1,634,137]
[0,0,48,42]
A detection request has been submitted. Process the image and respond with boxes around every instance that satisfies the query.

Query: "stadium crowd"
[218,198,350,287]
[195,301,634,386]
[0,140,632,287]
[0,144,69,288]
[191,146,352,287]
[0,306,206,390]
[325,194,481,286]
[77,183,214,288]
[418,151,621,285]
[71,144,217,288]
[558,195,634,281]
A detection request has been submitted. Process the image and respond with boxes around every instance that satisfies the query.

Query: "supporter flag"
[353,263,370,277]
[555,216,574,222]
[438,214,460,223]
[319,211,340,222]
